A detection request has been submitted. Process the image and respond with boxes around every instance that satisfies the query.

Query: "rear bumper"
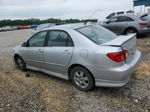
[89,50,141,87]
[138,27,150,34]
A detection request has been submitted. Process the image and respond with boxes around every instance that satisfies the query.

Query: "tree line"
[0,18,98,27]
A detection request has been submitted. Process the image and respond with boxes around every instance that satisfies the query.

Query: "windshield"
[140,14,150,21]
[76,25,117,45]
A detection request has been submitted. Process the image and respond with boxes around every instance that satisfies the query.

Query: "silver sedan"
[13,24,141,91]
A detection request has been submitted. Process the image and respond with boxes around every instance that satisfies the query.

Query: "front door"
[21,31,47,69]
[44,30,74,74]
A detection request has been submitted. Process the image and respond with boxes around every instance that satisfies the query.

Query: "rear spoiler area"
[101,34,136,47]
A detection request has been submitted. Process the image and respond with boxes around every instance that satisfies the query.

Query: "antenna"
[84,9,99,25]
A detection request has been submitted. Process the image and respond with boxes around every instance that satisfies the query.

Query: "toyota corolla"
[13,24,141,91]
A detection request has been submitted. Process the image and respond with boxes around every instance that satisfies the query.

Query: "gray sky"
[0,0,142,21]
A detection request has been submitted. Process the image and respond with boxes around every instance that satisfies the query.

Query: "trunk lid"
[102,34,136,63]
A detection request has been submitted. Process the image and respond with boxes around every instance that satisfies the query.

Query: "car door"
[104,16,134,34]
[20,31,47,69]
[44,30,74,74]
[103,17,119,33]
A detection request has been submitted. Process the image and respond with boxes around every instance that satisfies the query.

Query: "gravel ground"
[0,30,149,112]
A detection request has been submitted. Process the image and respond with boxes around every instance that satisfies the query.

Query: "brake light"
[107,50,129,63]
[138,22,149,26]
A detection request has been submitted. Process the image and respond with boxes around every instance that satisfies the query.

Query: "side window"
[28,31,47,47]
[108,17,118,23]
[47,31,73,47]
[118,16,134,22]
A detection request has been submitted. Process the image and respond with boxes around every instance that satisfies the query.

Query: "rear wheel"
[124,28,138,35]
[15,56,26,71]
[70,66,95,91]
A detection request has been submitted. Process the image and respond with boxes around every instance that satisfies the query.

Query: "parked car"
[99,13,150,35]
[17,26,30,30]
[1,26,17,31]
[12,24,141,91]
[36,23,55,31]
[31,24,38,29]
[56,22,67,25]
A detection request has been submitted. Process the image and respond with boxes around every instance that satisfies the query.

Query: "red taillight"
[138,22,149,26]
[107,50,129,63]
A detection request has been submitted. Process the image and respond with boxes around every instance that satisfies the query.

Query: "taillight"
[107,50,129,63]
[138,22,149,26]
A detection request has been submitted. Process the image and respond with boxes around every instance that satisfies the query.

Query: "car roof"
[44,23,87,30]
[114,13,147,18]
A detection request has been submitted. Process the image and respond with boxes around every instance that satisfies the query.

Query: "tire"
[15,56,26,71]
[124,28,138,35]
[70,66,95,91]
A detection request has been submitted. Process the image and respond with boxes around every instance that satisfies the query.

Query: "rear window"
[76,25,117,45]
[140,14,150,21]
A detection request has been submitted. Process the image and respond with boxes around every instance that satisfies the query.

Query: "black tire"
[124,28,138,35]
[70,66,95,91]
[15,56,26,71]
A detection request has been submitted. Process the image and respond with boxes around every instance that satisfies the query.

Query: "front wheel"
[70,67,95,91]
[15,56,26,71]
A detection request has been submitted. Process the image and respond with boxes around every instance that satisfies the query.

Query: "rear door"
[44,30,74,74]
[115,16,135,34]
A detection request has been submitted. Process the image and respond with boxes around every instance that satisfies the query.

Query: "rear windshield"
[76,25,117,45]
[140,14,150,21]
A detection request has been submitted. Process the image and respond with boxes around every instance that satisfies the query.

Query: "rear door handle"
[64,50,70,54]
[38,48,43,52]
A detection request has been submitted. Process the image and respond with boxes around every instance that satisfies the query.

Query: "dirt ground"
[0,29,149,112]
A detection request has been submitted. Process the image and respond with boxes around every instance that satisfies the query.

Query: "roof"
[45,23,87,30]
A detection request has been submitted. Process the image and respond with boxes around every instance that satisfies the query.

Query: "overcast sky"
[0,0,145,21]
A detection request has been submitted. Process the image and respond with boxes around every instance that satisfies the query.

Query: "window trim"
[45,30,74,47]
[117,16,134,22]
[27,30,48,47]
[76,25,117,45]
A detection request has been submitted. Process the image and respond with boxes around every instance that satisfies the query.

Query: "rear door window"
[47,30,74,47]
[118,16,134,22]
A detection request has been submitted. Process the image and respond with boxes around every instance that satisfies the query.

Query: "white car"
[2,26,17,31]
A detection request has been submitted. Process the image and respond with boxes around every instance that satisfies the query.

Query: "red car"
[17,26,30,30]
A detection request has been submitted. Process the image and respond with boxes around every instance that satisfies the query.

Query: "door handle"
[38,48,43,52]
[64,50,70,54]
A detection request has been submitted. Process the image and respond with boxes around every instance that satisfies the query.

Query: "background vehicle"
[56,22,68,25]
[99,13,150,35]
[13,24,141,91]
[36,23,55,31]
[17,26,30,30]
[1,26,17,31]
[31,24,38,29]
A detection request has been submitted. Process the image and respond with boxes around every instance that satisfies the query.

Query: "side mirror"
[21,42,28,47]
[106,21,110,24]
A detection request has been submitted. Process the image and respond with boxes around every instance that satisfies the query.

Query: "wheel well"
[123,27,138,34]
[68,64,95,82]
[14,54,21,62]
